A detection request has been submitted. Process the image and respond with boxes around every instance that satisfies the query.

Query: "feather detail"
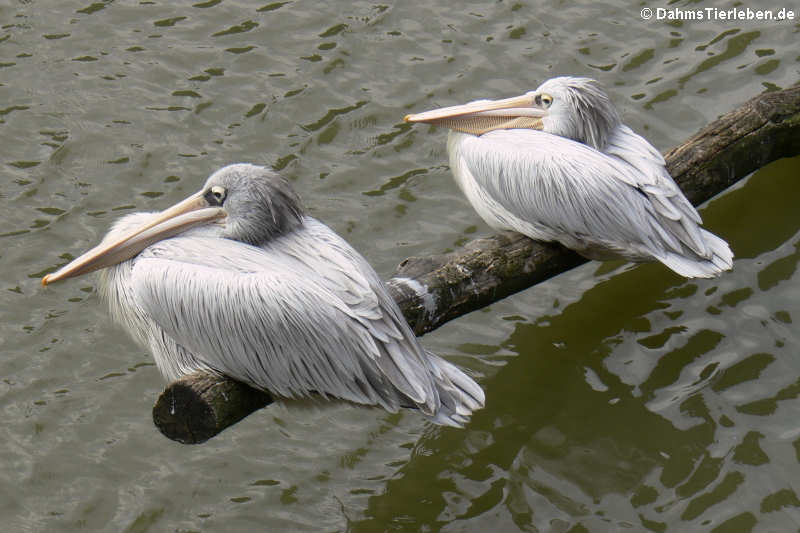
[449,125,732,277]
[99,215,483,425]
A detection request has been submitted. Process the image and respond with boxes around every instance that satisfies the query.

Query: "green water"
[2,2,799,531]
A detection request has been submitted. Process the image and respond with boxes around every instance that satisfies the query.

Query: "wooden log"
[153,85,800,443]
[152,371,272,444]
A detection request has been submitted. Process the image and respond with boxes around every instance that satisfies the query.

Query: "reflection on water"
[351,157,800,532]
[25,163,799,532]
[1,1,799,532]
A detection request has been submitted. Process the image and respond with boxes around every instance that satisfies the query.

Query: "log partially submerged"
[153,85,800,444]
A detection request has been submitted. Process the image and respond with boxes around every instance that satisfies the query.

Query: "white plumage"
[407,76,733,278]
[44,164,484,427]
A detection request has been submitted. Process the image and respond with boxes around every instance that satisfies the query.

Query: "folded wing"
[131,219,484,423]
[454,128,732,276]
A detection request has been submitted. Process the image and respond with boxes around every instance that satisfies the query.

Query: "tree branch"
[153,85,800,444]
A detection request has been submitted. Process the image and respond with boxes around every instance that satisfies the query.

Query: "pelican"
[405,76,733,278]
[42,164,484,427]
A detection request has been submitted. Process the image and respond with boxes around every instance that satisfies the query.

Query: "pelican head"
[42,163,303,285]
[532,77,621,150]
[202,164,304,245]
[405,76,621,150]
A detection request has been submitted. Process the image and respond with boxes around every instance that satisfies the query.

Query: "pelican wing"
[130,223,441,413]
[604,125,707,250]
[452,129,720,267]
[265,218,484,422]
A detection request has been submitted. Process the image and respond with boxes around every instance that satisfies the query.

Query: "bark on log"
[152,372,272,444]
[153,85,800,444]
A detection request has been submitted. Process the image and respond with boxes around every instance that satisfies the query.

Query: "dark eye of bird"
[204,186,227,206]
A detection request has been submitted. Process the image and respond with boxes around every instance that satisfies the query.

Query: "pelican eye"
[535,93,553,108]
[204,185,227,206]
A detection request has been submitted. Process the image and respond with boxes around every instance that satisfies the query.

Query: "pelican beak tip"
[41,275,51,287]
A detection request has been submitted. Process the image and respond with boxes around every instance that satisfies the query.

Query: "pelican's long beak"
[42,190,226,285]
[404,93,547,135]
